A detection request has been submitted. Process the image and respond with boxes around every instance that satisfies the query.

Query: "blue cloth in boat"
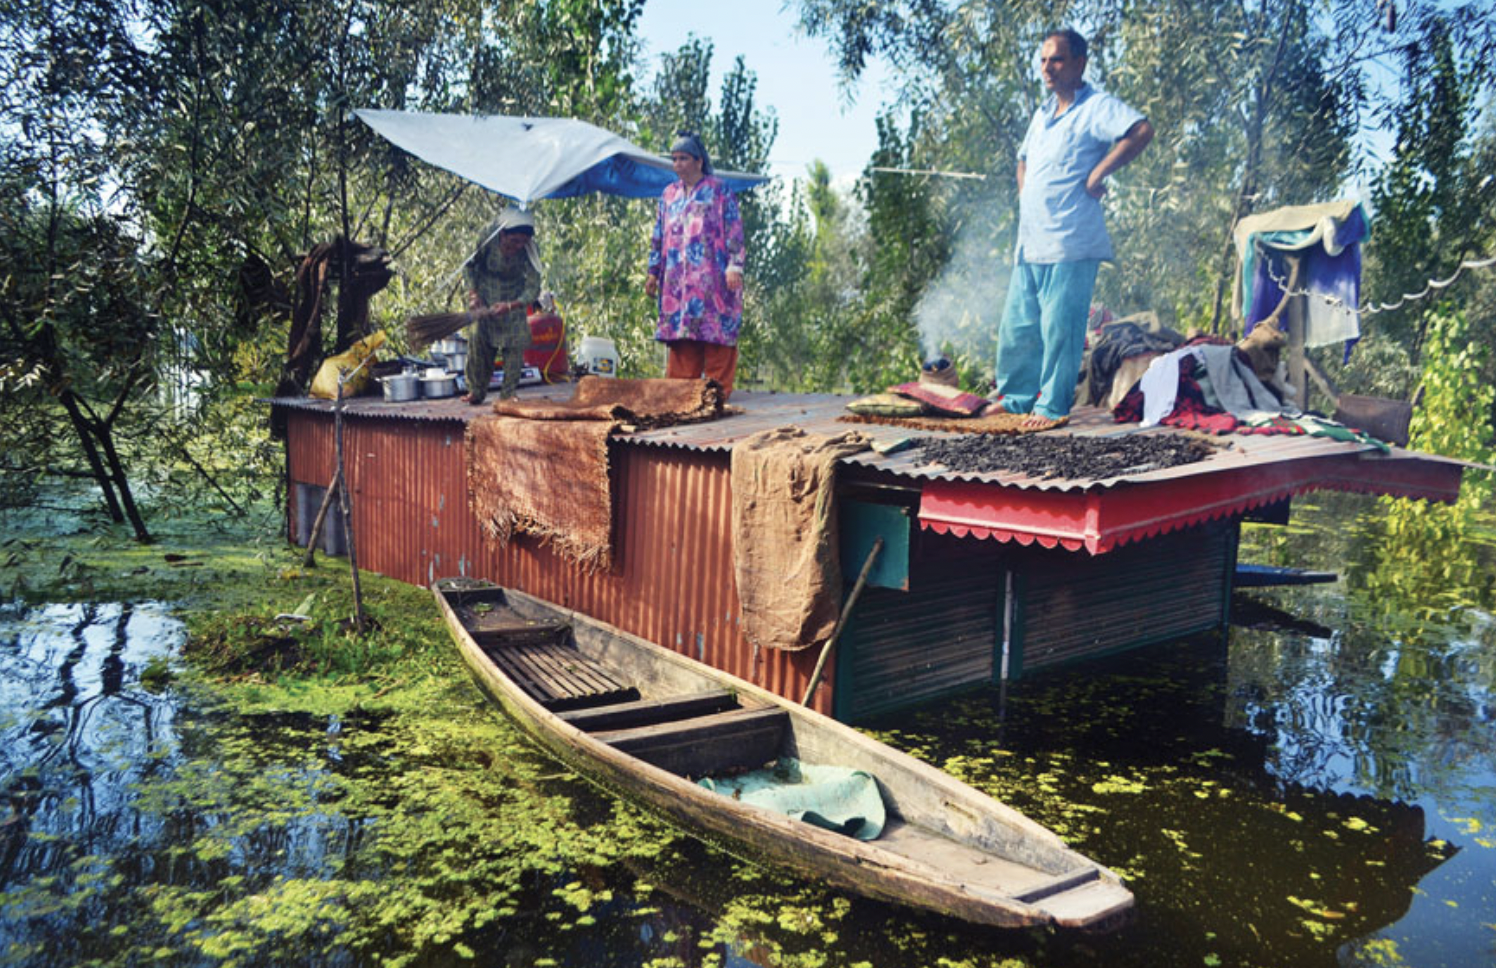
[698,758,886,840]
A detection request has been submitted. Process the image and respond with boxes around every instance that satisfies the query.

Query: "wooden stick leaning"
[301,470,340,568]
[801,536,885,706]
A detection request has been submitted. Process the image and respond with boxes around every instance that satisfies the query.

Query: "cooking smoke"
[912,202,1009,382]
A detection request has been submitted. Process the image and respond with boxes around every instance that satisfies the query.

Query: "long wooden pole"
[334,366,367,632]
[802,537,884,706]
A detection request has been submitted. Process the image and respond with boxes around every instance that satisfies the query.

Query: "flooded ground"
[2,491,1493,967]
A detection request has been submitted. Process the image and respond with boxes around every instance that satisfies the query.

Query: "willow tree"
[0,0,658,536]
[792,0,1493,357]
[0,0,158,537]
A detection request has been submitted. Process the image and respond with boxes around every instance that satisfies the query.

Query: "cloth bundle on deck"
[1133,340,1283,428]
[1080,319,1186,410]
[884,381,989,416]
[698,758,886,840]
[467,378,727,570]
[731,427,871,652]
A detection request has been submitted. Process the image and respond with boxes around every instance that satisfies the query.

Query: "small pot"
[380,372,419,402]
[420,373,457,398]
[444,351,467,374]
[433,336,467,357]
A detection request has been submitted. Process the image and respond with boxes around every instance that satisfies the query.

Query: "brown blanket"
[731,427,871,652]
[490,376,725,427]
[467,378,727,570]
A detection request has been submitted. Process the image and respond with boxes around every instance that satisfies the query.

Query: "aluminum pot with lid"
[420,367,457,398]
[379,371,419,402]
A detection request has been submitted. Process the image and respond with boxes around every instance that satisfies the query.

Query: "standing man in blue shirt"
[990,28,1154,430]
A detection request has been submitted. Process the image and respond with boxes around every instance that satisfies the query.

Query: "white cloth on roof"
[1138,344,1285,427]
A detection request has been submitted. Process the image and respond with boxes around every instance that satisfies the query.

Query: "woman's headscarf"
[670,131,713,175]
[477,204,543,276]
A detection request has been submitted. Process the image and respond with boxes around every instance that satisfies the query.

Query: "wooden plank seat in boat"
[466,614,571,649]
[557,689,739,731]
[593,706,788,778]
[483,640,640,712]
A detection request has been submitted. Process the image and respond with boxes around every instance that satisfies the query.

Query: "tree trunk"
[92,412,152,543]
[58,391,125,524]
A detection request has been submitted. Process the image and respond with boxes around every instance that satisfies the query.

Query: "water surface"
[2,493,1493,967]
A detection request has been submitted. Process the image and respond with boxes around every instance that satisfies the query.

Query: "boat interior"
[444,580,791,778]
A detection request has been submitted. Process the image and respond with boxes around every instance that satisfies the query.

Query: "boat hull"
[434,578,1133,930]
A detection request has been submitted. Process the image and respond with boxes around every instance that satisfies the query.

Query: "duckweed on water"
[5,492,1496,967]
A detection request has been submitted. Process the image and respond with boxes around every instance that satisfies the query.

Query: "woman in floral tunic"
[645,132,746,397]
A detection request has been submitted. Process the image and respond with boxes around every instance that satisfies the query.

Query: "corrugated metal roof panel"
[271,386,1462,495]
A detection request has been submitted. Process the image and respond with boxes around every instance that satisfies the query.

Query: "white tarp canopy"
[355,110,769,205]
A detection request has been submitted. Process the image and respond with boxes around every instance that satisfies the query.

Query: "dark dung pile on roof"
[916,431,1215,481]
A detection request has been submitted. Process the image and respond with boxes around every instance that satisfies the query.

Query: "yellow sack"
[310,331,388,399]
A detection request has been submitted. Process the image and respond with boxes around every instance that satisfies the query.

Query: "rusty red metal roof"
[268,385,1467,555]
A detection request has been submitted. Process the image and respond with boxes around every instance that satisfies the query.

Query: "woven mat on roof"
[467,377,729,571]
[838,409,1066,435]
[731,427,871,652]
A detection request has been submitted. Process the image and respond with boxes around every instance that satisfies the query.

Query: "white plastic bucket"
[577,336,619,377]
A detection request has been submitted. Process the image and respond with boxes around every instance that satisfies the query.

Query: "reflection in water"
[1,494,1493,968]
[1,603,180,895]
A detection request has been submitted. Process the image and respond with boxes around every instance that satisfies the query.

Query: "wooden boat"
[433,577,1134,930]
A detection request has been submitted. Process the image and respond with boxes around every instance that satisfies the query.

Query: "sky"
[635,0,893,185]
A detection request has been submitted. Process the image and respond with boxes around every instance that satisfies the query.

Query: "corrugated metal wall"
[834,532,1003,723]
[286,411,829,713]
[1014,520,1234,674]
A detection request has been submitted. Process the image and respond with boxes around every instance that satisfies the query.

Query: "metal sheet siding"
[833,531,1004,722]
[284,410,829,714]
[836,568,999,723]
[1015,520,1234,673]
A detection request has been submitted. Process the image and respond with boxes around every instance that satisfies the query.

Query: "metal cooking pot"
[444,351,467,374]
[380,372,419,402]
[420,373,457,398]
[433,336,467,357]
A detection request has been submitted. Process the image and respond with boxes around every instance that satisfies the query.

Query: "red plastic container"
[525,311,569,382]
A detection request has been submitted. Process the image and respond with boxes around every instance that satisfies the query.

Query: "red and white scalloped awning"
[918,450,1465,554]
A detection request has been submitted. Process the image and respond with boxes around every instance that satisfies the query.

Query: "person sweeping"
[462,205,543,404]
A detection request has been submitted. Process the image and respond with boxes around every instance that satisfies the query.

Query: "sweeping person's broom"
[405,309,485,352]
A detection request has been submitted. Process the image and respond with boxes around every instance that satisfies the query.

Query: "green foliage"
[1364,312,1496,628]
[1372,309,1496,614]
[1365,15,1496,372]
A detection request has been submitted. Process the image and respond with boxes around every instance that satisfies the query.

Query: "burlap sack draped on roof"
[731,427,871,652]
[466,377,726,571]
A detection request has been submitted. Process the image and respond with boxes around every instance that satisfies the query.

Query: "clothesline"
[1261,244,1496,316]
[867,166,988,181]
